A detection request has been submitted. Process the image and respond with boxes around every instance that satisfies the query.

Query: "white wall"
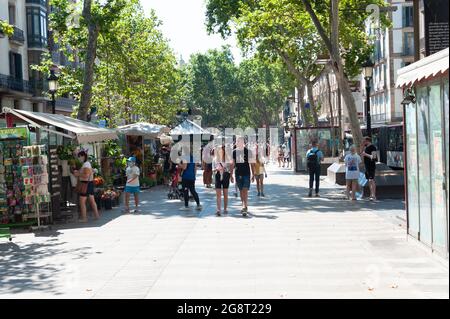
[0,0,29,80]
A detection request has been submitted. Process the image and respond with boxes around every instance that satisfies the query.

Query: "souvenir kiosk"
[1,108,118,236]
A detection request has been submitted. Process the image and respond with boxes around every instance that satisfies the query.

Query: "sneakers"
[315,193,320,197]
[308,190,312,197]
[216,210,221,217]
[196,205,203,211]
[180,206,190,211]
[241,207,248,217]
[257,192,261,197]
[261,193,265,197]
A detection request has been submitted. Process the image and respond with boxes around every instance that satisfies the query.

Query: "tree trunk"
[301,0,363,146]
[306,81,319,126]
[326,73,336,157]
[297,84,309,126]
[78,0,99,121]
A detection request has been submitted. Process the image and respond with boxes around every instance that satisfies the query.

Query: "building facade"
[363,0,415,126]
[312,70,363,132]
[0,0,47,114]
[1,0,77,122]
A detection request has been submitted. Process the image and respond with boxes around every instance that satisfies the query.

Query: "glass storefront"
[295,127,339,171]
[405,78,449,256]
[405,102,419,237]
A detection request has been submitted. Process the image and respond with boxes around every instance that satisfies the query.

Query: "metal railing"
[0,73,32,93]
[9,26,25,44]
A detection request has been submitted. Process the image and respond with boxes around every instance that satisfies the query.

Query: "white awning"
[170,119,211,135]
[2,108,118,144]
[396,48,449,88]
[117,122,169,138]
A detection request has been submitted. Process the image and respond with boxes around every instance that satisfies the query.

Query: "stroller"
[167,165,184,200]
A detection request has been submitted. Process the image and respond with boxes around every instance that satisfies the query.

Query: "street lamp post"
[47,69,59,114]
[362,59,375,137]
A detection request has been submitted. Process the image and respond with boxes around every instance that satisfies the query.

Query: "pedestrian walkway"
[0,164,448,299]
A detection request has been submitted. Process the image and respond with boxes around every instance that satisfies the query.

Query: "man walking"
[231,136,255,216]
[361,136,377,201]
[306,140,324,197]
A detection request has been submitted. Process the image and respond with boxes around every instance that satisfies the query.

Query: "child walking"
[344,145,362,200]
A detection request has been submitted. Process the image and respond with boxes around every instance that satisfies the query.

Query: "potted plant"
[57,144,75,175]
[0,20,14,38]
[101,190,115,210]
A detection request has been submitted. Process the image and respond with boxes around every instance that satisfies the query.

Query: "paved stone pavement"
[0,164,448,299]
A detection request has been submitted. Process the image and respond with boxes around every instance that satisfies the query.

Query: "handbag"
[75,179,89,194]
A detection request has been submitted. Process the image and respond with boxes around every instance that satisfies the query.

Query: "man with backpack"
[306,140,324,197]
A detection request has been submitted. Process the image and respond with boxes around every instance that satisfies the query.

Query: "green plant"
[104,140,122,158]
[0,20,14,37]
[68,158,82,169]
[114,156,127,171]
[88,155,100,171]
[57,144,76,160]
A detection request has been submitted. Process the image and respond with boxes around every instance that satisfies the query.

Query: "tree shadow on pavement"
[0,239,93,295]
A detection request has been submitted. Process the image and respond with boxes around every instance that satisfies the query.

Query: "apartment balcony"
[29,79,49,97]
[27,35,48,49]
[0,73,32,94]
[8,27,25,45]
[26,0,48,7]
[359,112,404,125]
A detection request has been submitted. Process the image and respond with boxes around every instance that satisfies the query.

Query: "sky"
[140,0,242,63]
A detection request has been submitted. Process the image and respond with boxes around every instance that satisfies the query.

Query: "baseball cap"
[127,156,136,162]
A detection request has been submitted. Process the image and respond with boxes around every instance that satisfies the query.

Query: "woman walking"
[179,154,202,211]
[277,146,284,167]
[213,145,233,216]
[255,155,267,197]
[344,145,362,200]
[74,151,99,222]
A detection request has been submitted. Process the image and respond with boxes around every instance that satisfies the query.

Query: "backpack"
[307,149,319,171]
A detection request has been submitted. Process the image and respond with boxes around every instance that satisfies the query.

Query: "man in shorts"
[231,137,255,216]
[361,136,377,201]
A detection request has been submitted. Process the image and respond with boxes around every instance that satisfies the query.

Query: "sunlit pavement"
[0,164,448,299]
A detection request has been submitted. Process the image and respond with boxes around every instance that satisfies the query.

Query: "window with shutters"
[403,6,414,28]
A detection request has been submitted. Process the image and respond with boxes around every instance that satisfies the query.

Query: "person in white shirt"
[124,156,140,213]
[344,145,362,200]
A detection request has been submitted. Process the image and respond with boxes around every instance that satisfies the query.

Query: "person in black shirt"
[231,137,255,216]
[361,136,377,201]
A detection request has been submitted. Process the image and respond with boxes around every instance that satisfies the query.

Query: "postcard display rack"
[0,143,51,230]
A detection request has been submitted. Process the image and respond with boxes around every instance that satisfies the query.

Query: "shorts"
[79,181,94,197]
[284,157,291,162]
[236,175,251,190]
[215,172,231,189]
[125,185,140,194]
[255,174,264,181]
[365,168,376,180]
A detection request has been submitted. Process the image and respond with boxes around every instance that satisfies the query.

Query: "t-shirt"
[213,160,231,174]
[344,153,361,180]
[364,144,377,170]
[181,157,196,181]
[126,166,140,187]
[255,161,265,175]
[233,147,252,177]
[81,161,94,182]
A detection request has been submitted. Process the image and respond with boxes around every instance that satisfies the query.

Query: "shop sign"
[424,0,449,56]
[0,127,29,140]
